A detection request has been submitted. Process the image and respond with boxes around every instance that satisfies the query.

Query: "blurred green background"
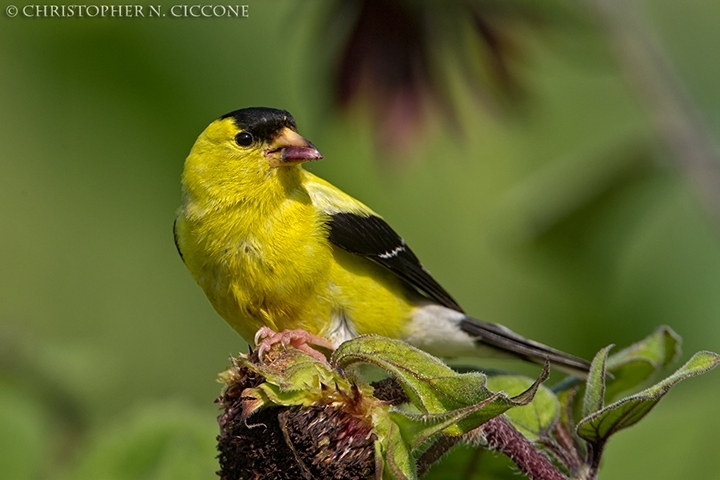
[1,1,719,479]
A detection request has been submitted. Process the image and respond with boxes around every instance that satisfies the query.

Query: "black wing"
[327,212,463,312]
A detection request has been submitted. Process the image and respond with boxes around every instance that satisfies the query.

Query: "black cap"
[220,107,298,143]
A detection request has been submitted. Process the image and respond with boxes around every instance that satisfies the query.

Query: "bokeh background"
[2,1,719,479]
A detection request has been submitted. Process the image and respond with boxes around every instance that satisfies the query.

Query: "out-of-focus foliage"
[1,0,720,478]
[323,0,590,153]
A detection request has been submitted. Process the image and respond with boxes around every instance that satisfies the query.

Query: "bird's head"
[182,107,323,205]
[220,107,323,168]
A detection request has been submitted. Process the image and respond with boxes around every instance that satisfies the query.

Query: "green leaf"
[228,348,364,419]
[577,351,720,444]
[334,335,549,465]
[607,326,680,370]
[373,410,414,480]
[391,391,514,449]
[224,352,328,420]
[555,386,582,453]
[233,348,336,393]
[582,344,613,418]
[486,375,560,440]
[604,326,681,401]
[333,335,494,414]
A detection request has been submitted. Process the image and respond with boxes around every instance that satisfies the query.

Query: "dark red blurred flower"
[327,0,580,154]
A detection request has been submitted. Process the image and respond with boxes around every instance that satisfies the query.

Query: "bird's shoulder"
[302,171,463,312]
[302,171,377,217]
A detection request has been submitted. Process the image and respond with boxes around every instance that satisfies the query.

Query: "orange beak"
[266,127,323,167]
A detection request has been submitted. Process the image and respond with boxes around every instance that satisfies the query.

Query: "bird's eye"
[235,132,254,147]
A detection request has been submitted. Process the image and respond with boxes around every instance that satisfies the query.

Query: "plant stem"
[470,416,569,480]
[416,435,461,477]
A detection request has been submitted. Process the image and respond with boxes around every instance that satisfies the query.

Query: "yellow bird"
[175,107,590,376]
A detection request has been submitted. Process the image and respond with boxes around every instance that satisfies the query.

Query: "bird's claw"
[254,327,334,364]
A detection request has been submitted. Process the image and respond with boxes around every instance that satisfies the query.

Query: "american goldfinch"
[175,107,590,376]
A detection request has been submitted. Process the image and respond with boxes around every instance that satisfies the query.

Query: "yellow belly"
[213,248,415,345]
[178,202,415,345]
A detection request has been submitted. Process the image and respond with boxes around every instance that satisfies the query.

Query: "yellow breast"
[176,122,415,345]
[176,185,334,340]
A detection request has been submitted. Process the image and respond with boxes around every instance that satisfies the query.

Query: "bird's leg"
[254,326,334,364]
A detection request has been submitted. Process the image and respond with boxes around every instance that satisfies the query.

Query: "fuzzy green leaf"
[334,336,548,457]
[486,375,559,440]
[604,326,681,401]
[234,349,336,393]
[577,351,720,443]
[582,344,613,418]
[555,386,581,451]
[391,392,516,450]
[228,349,349,419]
[374,411,414,480]
[333,335,493,414]
[229,349,378,424]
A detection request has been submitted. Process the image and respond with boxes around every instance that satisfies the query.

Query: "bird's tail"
[460,316,591,378]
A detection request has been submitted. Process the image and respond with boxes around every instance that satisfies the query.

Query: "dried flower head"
[216,348,379,480]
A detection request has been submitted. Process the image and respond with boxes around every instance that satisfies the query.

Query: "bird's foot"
[254,327,334,364]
